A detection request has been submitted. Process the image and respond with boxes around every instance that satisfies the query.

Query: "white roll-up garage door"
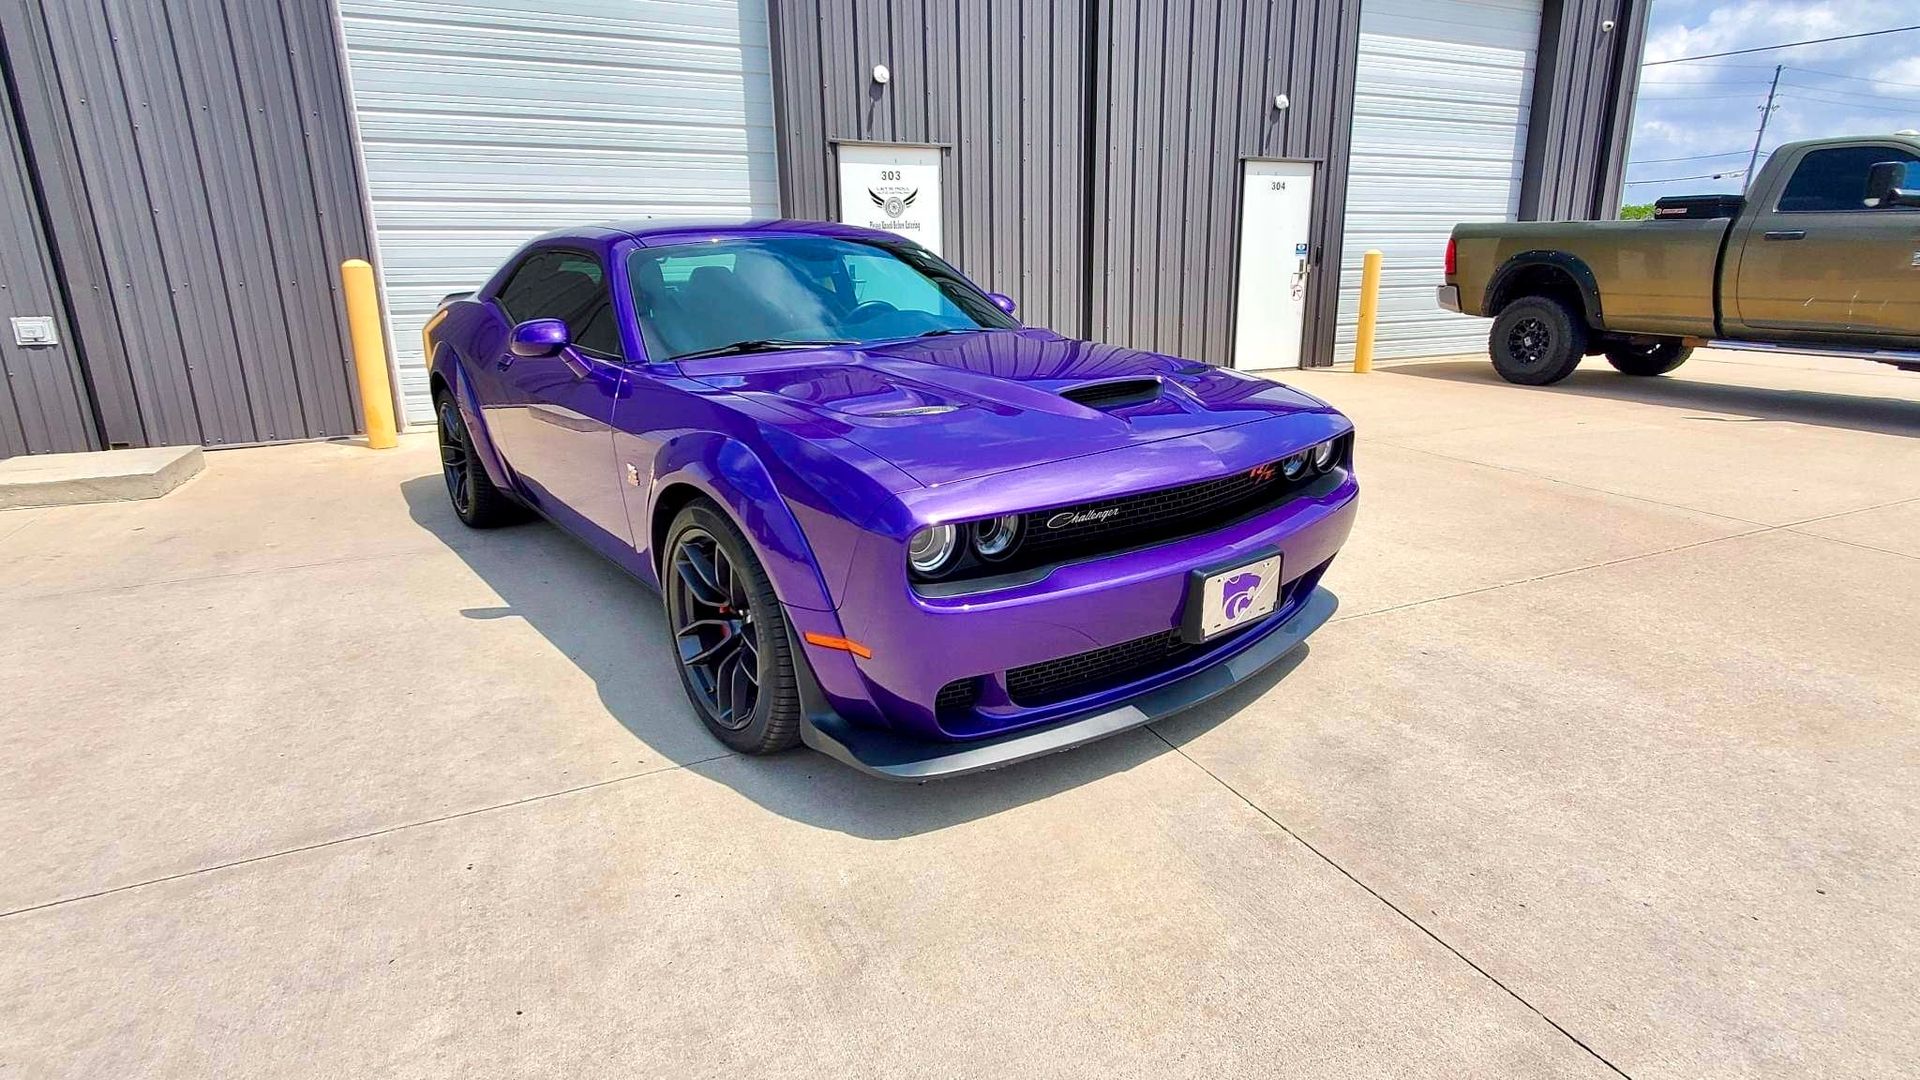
[1336,0,1541,362]
[335,0,780,424]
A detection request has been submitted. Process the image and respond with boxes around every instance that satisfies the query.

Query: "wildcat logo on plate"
[1195,555,1282,639]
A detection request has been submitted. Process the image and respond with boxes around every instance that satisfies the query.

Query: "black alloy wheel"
[438,398,473,517]
[669,527,763,731]
[1506,318,1551,370]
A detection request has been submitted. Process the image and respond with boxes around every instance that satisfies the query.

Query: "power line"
[1784,65,1920,93]
[1645,24,1920,66]
[1627,149,1752,164]
[1624,170,1747,185]
[1779,79,1920,106]
[1777,92,1920,116]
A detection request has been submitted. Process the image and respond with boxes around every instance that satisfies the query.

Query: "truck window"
[1776,146,1920,213]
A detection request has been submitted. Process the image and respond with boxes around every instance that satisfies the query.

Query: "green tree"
[1619,203,1654,220]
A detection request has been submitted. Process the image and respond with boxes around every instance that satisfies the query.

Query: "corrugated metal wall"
[337,0,782,425]
[0,53,94,457]
[769,0,1360,369]
[1520,0,1647,221]
[1,0,372,450]
[1089,0,1359,369]
[1337,0,1542,361]
[768,0,1090,337]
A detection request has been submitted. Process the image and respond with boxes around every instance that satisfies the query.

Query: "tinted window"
[1777,146,1920,213]
[495,250,623,358]
[626,236,1016,362]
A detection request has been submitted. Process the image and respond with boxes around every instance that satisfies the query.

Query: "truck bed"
[1451,218,1732,338]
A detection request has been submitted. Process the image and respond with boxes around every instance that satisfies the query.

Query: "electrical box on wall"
[10,317,58,347]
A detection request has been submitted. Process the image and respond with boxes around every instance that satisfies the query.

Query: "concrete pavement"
[2,347,1915,1077]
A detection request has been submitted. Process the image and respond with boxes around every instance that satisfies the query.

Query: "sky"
[1623,2,1920,206]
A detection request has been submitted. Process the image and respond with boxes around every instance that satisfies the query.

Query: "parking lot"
[3,348,1916,1078]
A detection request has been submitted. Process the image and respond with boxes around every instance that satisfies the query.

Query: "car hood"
[680,329,1333,486]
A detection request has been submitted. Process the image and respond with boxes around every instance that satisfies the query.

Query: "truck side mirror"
[1865,161,1920,208]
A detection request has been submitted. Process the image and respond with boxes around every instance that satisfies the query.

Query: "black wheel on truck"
[1489,296,1588,385]
[1604,339,1692,376]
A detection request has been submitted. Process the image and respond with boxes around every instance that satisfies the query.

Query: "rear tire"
[663,499,802,755]
[1490,296,1587,386]
[1604,339,1692,376]
[435,393,525,528]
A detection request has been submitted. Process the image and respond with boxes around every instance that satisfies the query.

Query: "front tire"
[1490,296,1587,386]
[435,393,525,528]
[663,499,802,755]
[1604,339,1692,376]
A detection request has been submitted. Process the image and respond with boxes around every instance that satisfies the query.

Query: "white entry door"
[1233,160,1316,370]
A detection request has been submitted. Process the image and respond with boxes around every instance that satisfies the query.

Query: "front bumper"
[795,585,1338,781]
[1436,284,1461,313]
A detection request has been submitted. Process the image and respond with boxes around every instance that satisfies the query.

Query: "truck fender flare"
[1485,250,1606,331]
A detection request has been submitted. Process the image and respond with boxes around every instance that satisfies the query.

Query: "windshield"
[626,236,1017,362]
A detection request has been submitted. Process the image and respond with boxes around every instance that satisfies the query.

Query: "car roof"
[523,218,912,249]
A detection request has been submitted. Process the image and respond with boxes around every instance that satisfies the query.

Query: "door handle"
[1763,230,1806,241]
[496,355,515,369]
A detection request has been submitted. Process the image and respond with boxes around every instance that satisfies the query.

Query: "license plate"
[1181,552,1283,643]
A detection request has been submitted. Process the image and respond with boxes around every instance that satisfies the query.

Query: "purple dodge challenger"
[424,220,1358,780]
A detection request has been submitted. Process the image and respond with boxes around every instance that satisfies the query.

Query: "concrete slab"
[1156,528,1920,1079]
[1330,360,1920,526]
[1790,497,1920,560]
[0,445,202,509]
[2,348,1913,1077]
[1322,441,1752,620]
[0,436,441,600]
[0,746,1615,1079]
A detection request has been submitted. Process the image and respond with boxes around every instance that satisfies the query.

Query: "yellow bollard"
[1353,249,1383,374]
[340,259,398,449]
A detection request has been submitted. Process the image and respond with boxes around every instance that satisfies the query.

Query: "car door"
[488,249,633,544]
[1733,144,1920,338]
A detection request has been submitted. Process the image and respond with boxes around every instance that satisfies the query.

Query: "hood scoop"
[1058,377,1163,410]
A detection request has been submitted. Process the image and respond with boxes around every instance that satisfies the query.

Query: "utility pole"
[1744,65,1782,193]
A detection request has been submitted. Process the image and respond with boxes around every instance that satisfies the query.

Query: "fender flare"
[647,432,841,614]
[434,348,517,493]
[1484,250,1606,331]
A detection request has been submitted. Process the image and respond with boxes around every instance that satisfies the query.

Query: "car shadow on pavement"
[402,477,1301,839]
[1392,359,1920,439]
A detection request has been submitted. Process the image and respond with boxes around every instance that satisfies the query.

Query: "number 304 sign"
[837,143,944,256]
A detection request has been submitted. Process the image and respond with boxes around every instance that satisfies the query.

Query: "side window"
[1777,146,1920,213]
[494,251,624,358]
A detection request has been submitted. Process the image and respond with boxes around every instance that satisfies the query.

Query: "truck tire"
[1490,296,1588,386]
[1604,339,1692,376]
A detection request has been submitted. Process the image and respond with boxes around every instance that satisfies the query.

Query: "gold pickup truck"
[1441,135,1920,384]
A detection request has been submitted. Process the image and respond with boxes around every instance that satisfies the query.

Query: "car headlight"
[973,515,1022,560]
[908,524,960,575]
[1281,451,1311,480]
[1311,439,1336,471]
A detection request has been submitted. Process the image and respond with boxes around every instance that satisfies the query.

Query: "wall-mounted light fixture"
[1274,93,1290,110]
[1600,19,1615,31]
[872,64,891,85]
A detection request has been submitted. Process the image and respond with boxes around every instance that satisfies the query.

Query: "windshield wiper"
[915,327,989,339]
[670,338,854,361]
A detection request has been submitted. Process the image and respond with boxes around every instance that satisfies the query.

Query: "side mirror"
[1865,161,1920,208]
[987,292,1018,315]
[509,318,570,357]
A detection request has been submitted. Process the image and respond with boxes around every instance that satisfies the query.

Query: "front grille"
[934,676,981,715]
[1019,434,1349,565]
[1005,628,1202,708]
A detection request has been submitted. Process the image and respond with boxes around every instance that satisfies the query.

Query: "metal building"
[0,0,1647,453]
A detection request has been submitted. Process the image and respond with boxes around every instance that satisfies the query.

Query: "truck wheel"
[1490,296,1587,386]
[1604,339,1692,377]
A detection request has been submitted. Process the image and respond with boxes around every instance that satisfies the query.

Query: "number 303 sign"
[837,143,945,256]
